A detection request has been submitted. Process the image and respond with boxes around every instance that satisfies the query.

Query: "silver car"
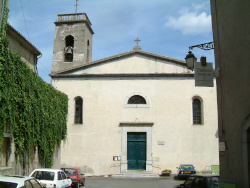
[0,175,42,188]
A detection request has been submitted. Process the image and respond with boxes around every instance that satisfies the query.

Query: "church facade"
[50,13,219,176]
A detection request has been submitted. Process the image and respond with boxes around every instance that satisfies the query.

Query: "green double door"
[127,132,146,170]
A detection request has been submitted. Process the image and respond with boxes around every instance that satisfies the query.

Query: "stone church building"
[50,13,219,176]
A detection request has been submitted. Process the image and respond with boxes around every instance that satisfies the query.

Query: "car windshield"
[184,176,195,186]
[0,182,18,188]
[206,176,219,188]
[181,165,195,171]
[31,171,55,181]
[62,168,76,175]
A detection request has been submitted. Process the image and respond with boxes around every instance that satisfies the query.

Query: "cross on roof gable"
[134,37,141,46]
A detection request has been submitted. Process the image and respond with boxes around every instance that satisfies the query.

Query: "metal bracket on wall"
[213,68,220,78]
[189,42,214,51]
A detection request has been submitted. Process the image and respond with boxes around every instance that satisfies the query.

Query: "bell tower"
[51,13,94,73]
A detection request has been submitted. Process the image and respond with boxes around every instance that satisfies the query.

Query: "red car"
[61,167,85,188]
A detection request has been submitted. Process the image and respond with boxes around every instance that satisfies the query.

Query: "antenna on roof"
[74,0,79,13]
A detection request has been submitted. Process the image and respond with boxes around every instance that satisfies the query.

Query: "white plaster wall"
[54,77,219,176]
[72,55,192,74]
[7,33,36,71]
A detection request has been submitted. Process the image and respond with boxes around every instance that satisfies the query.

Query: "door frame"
[119,122,153,172]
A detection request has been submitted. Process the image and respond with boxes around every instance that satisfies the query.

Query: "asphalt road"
[83,176,185,188]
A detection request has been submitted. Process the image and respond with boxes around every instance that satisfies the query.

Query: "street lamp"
[185,51,197,70]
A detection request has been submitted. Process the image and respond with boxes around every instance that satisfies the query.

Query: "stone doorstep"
[112,171,160,178]
[84,171,162,178]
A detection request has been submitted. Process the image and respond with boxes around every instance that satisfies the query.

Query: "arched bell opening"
[64,35,74,62]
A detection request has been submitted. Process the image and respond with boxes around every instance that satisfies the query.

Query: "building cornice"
[52,50,187,75]
[119,122,154,127]
[50,73,194,78]
[54,13,94,34]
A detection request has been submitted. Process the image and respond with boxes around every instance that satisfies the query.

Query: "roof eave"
[50,73,194,78]
[7,24,41,56]
[53,50,187,75]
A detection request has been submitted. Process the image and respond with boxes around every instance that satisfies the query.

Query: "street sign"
[194,62,214,87]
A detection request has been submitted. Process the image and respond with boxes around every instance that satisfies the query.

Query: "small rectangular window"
[29,179,42,188]
[61,171,67,179]
[58,172,62,180]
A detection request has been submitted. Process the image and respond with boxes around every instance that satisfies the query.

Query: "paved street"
[84,176,185,188]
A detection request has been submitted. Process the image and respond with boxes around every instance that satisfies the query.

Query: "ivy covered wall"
[0,1,68,168]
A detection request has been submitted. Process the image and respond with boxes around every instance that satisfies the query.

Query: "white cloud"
[165,3,212,35]
[192,1,210,11]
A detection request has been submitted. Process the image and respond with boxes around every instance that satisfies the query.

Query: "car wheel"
[76,182,79,188]
[82,179,85,186]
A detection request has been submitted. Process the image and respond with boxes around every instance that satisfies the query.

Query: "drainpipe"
[36,54,42,74]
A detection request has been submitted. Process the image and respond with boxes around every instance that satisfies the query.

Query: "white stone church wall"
[73,55,191,75]
[53,77,219,176]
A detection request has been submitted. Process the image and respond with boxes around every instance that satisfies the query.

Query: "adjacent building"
[210,0,250,187]
[0,24,43,175]
[1,23,62,176]
[6,24,41,72]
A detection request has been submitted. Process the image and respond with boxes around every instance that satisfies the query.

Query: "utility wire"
[19,0,51,77]
[38,60,51,73]
[19,0,30,41]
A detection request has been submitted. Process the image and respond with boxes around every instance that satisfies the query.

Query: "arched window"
[75,97,83,124]
[65,35,74,62]
[128,95,146,104]
[193,98,201,124]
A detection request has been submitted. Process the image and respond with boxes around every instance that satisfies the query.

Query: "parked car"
[0,175,42,188]
[177,174,219,188]
[177,164,196,179]
[61,167,85,188]
[30,168,72,188]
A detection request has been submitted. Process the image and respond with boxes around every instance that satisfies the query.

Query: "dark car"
[177,164,196,179]
[61,167,85,188]
[177,174,219,188]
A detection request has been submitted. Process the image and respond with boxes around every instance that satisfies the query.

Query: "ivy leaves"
[1,46,68,168]
[0,1,68,168]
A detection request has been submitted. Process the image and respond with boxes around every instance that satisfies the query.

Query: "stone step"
[112,171,160,178]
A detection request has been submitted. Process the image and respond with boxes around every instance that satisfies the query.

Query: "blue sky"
[8,0,214,83]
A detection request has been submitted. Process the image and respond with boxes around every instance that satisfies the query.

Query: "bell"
[65,46,73,55]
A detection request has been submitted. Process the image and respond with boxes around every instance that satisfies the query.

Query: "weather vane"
[74,0,79,13]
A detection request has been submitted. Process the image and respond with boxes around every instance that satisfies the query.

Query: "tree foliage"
[0,1,68,168]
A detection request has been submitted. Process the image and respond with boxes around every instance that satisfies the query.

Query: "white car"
[0,175,42,188]
[30,169,72,188]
